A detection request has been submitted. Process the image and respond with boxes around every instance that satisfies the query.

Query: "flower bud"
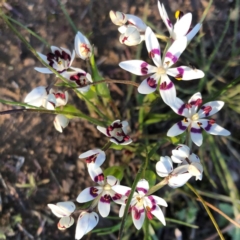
[54,114,69,132]
[109,10,127,26]
[119,26,144,46]
[74,31,92,60]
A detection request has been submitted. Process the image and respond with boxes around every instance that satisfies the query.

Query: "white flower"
[97,120,132,145]
[158,1,201,42]
[79,149,106,180]
[75,211,99,240]
[24,86,56,110]
[167,92,231,146]
[112,179,167,230]
[50,89,68,107]
[119,25,144,46]
[54,114,69,133]
[35,46,75,74]
[119,27,204,105]
[76,174,122,218]
[47,201,75,230]
[74,31,92,60]
[61,67,93,93]
[156,150,203,188]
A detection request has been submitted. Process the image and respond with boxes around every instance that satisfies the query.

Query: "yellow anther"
[175,77,182,81]
[175,10,183,19]
[58,60,62,65]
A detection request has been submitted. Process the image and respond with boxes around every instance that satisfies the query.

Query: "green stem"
[186,183,225,240]
[200,0,214,23]
[0,11,108,120]
[147,178,168,196]
[118,151,148,240]
[102,141,112,151]
[56,0,78,33]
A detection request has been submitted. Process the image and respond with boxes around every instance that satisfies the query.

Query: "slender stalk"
[0,107,105,126]
[147,178,168,196]
[187,183,225,240]
[118,150,149,240]
[89,79,139,88]
[102,141,112,151]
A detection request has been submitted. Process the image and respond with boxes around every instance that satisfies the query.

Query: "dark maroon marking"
[190,98,202,106]
[204,119,215,131]
[178,103,186,115]
[165,52,178,64]
[177,121,187,131]
[122,36,128,43]
[133,207,145,220]
[197,122,202,126]
[90,187,99,198]
[137,187,147,194]
[147,195,156,205]
[112,193,122,201]
[125,190,131,197]
[140,62,148,75]
[160,81,173,90]
[100,194,111,203]
[147,77,157,88]
[177,11,184,19]
[209,119,216,125]
[149,49,160,58]
[190,127,202,133]
[86,154,97,164]
[175,67,184,79]
[167,19,172,28]
[94,173,104,183]
[54,92,66,99]
[201,105,212,116]
[146,210,153,220]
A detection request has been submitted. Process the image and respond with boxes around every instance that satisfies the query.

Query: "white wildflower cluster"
[19,1,231,239]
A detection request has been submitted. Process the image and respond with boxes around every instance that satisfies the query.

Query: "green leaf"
[144,170,156,187]
[90,54,110,98]
[104,166,124,181]
[59,104,81,119]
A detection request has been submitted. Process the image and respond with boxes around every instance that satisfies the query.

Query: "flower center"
[192,113,199,121]
[104,184,112,191]
[156,66,166,76]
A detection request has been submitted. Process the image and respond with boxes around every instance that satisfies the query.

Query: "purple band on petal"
[175,67,184,79]
[178,103,186,115]
[125,190,131,197]
[149,49,160,58]
[133,207,145,220]
[204,123,212,132]
[201,105,212,116]
[94,173,104,183]
[147,77,157,88]
[112,193,122,201]
[190,127,202,133]
[90,187,99,198]
[147,195,156,205]
[137,187,147,194]
[167,19,172,28]
[165,52,178,64]
[100,194,111,203]
[190,98,202,106]
[140,62,148,75]
[160,81,174,90]
[177,121,187,131]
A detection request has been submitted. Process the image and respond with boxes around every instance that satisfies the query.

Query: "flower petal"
[168,173,192,188]
[159,74,176,105]
[163,37,187,68]
[156,156,173,177]
[136,179,149,194]
[198,119,230,136]
[106,175,119,186]
[190,121,203,146]
[150,195,168,207]
[76,186,102,203]
[173,13,192,39]
[98,196,111,217]
[158,2,173,35]
[111,185,132,196]
[24,86,47,105]
[171,144,190,163]
[132,206,145,230]
[87,166,104,184]
[138,74,159,94]
[167,66,204,81]
[119,205,126,217]
[145,27,161,67]
[126,14,147,31]
[53,114,69,133]
[167,120,190,137]
[119,60,157,76]
[198,101,224,118]
[58,216,74,230]
[151,204,166,225]
[186,23,201,43]
[34,67,53,74]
